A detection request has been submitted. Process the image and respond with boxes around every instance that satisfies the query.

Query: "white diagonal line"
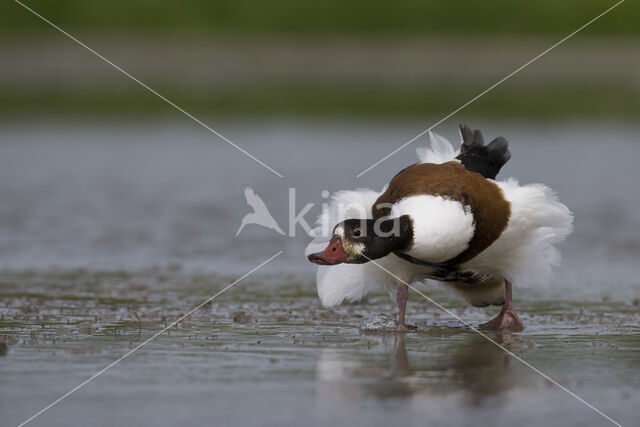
[362,255,622,427]
[356,0,626,177]
[16,250,283,427]
[12,0,284,179]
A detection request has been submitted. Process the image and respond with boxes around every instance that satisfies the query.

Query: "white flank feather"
[463,178,573,289]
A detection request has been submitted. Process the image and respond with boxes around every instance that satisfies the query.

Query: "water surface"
[0,119,639,426]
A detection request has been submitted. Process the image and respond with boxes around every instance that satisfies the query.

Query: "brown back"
[373,161,510,265]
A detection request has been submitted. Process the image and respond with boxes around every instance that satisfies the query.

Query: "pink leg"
[397,284,416,329]
[480,280,525,332]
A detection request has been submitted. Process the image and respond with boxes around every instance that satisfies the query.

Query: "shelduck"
[307,125,573,331]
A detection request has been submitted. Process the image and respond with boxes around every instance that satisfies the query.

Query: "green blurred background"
[1,0,637,119]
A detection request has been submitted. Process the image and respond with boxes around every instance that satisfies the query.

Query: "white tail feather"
[416,131,459,164]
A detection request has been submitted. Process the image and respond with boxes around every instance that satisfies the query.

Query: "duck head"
[308,216,413,265]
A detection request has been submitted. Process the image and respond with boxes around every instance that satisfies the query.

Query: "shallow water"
[0,269,638,427]
[1,119,639,426]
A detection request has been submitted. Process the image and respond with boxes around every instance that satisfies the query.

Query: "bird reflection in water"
[316,330,535,407]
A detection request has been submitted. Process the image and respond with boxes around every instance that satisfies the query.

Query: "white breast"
[390,195,475,264]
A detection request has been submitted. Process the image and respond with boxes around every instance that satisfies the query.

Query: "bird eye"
[353,228,361,237]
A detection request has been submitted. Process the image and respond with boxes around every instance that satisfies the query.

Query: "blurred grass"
[2,0,636,37]
[1,1,637,119]
[1,82,637,120]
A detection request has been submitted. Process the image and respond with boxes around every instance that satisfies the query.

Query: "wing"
[244,187,269,213]
[415,125,511,180]
[375,162,511,265]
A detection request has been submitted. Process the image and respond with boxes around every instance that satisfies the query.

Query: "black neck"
[361,215,413,260]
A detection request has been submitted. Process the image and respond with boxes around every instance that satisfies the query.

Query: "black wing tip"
[459,124,482,152]
[487,136,511,166]
[456,124,511,179]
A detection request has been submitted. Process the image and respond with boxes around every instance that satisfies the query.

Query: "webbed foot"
[480,303,524,332]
